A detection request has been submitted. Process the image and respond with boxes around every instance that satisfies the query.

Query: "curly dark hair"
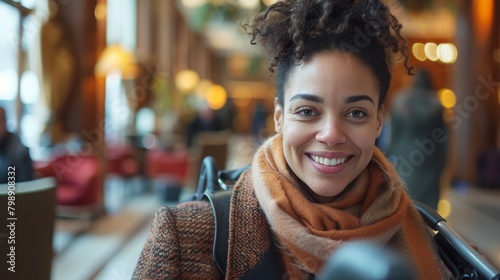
[243,0,412,107]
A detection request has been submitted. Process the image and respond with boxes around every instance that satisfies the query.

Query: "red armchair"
[146,149,190,184]
[36,154,101,208]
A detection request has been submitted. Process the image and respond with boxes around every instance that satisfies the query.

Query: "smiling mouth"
[309,154,349,166]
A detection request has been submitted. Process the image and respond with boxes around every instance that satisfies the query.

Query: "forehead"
[284,51,379,103]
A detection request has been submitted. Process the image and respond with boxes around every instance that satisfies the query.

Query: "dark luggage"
[477,148,500,189]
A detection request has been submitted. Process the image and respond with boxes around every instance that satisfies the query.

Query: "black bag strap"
[203,189,232,275]
[204,188,285,279]
[194,157,222,201]
[197,156,284,278]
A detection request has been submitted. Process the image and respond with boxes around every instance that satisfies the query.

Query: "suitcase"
[477,148,500,189]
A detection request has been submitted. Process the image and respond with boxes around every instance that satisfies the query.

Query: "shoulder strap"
[197,157,284,278]
[204,188,285,279]
[203,189,232,276]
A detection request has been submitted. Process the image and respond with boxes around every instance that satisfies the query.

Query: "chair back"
[190,130,231,184]
[0,177,57,280]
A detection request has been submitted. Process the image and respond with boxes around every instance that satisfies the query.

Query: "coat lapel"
[226,171,275,279]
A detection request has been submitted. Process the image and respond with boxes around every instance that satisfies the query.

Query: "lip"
[308,151,352,158]
[306,152,352,174]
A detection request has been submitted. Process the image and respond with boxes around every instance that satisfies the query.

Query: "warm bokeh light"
[94,45,139,79]
[424,42,438,61]
[412,43,426,61]
[437,199,451,219]
[413,42,458,64]
[231,87,253,108]
[206,84,227,110]
[437,43,458,64]
[238,0,260,9]
[194,79,212,98]
[94,2,107,21]
[175,69,200,93]
[263,0,278,6]
[181,0,207,9]
[232,97,252,108]
[472,0,493,44]
[438,88,457,109]
[228,54,250,77]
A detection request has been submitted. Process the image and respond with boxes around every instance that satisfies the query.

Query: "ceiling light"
[238,0,260,9]
[182,0,207,9]
[412,43,426,61]
[263,0,278,6]
[424,42,438,62]
[175,70,200,93]
[206,84,227,110]
[438,88,456,109]
[437,43,458,64]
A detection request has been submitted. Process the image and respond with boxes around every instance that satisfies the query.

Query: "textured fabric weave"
[133,202,221,279]
[133,183,273,279]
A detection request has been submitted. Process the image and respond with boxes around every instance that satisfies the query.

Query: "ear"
[274,99,283,135]
[376,105,384,138]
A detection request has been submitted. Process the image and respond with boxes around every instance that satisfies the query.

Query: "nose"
[316,117,347,146]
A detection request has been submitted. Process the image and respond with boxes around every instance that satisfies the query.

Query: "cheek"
[349,126,379,150]
[283,122,312,145]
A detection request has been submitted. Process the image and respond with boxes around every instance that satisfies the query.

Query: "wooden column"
[57,0,106,213]
[452,0,499,184]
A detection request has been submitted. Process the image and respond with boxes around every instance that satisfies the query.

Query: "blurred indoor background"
[0,0,499,279]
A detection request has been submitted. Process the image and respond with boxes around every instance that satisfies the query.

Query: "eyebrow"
[345,95,374,105]
[289,93,374,105]
[289,93,324,103]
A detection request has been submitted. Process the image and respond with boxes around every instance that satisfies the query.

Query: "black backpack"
[192,156,284,279]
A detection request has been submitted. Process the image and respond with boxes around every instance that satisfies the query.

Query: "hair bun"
[244,0,411,76]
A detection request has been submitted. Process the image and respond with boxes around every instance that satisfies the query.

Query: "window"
[103,0,137,145]
[0,0,49,160]
[0,2,20,131]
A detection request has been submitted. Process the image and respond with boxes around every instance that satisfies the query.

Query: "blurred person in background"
[0,107,34,183]
[251,99,270,145]
[186,101,225,148]
[387,69,448,210]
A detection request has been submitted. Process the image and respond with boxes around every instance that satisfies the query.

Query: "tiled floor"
[51,135,500,279]
[440,184,500,268]
[51,187,164,280]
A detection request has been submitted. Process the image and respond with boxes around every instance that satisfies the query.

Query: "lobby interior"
[0,0,499,279]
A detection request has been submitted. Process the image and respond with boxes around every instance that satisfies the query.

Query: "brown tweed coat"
[133,171,276,279]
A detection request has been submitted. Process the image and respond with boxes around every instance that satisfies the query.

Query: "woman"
[133,0,449,279]
[388,69,448,210]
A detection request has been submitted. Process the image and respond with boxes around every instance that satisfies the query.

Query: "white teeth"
[311,155,347,166]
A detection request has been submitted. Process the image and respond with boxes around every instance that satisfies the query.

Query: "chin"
[310,186,346,200]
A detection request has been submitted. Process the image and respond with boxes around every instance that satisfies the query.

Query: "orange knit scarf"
[252,134,445,279]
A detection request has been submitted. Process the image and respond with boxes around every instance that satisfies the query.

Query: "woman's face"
[274,51,383,202]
